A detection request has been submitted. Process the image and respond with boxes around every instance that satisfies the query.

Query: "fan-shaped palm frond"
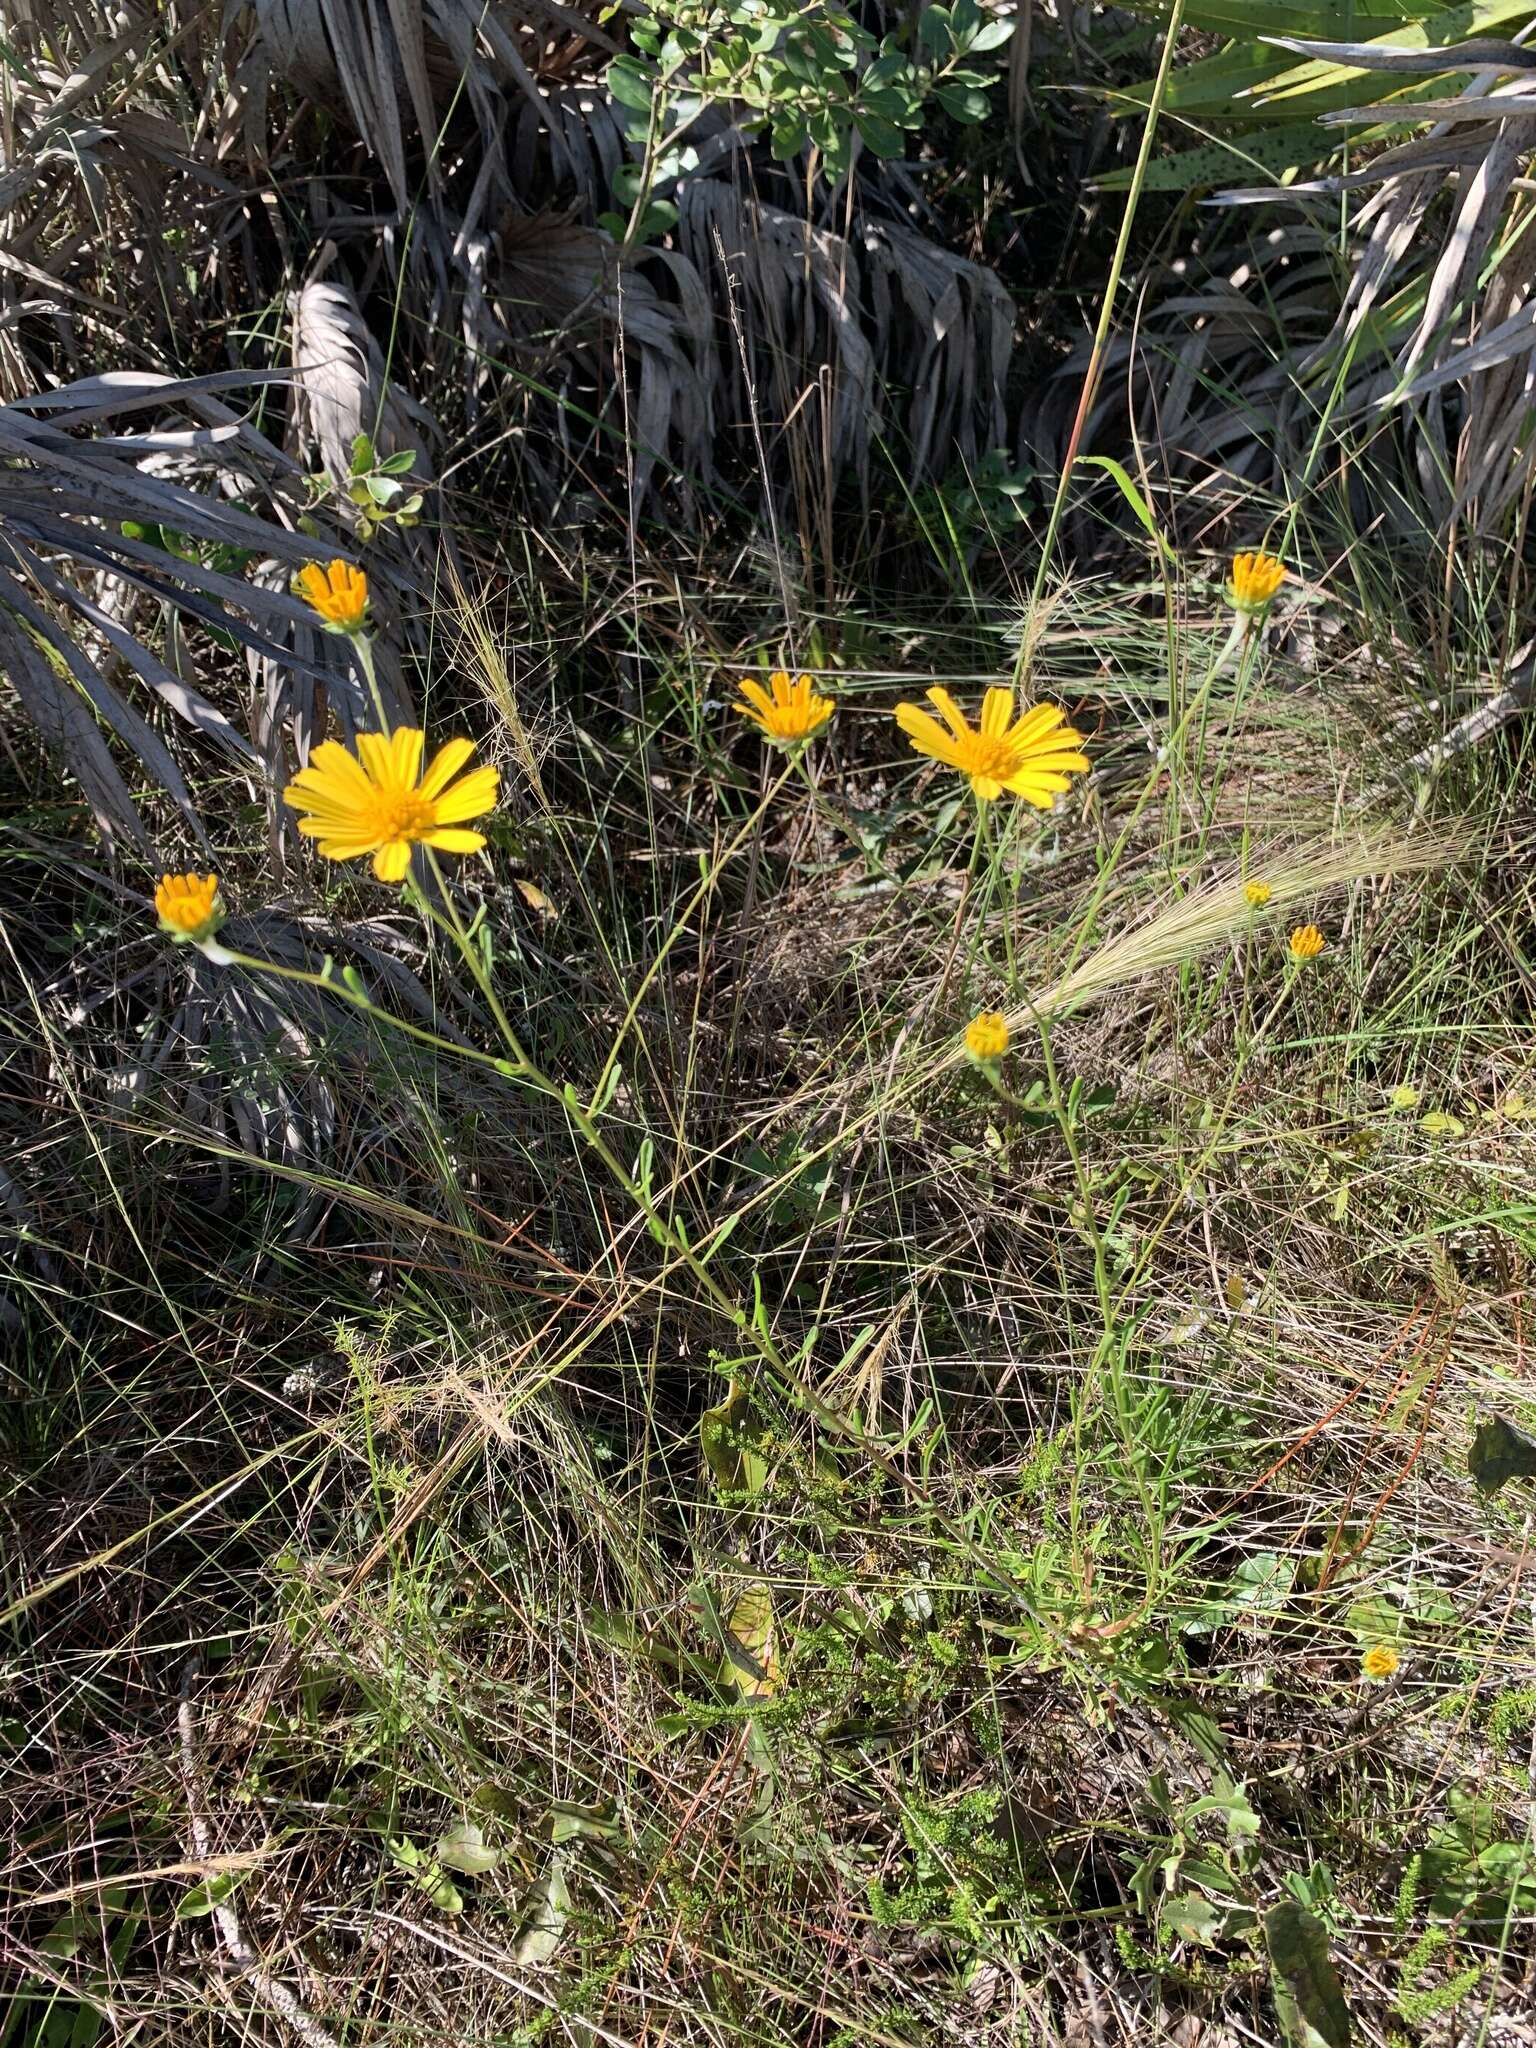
[1113,9,1536,535]
[0,372,411,853]
[231,0,1017,512]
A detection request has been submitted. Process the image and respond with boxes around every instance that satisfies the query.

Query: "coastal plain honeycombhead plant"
[4,6,1536,2047]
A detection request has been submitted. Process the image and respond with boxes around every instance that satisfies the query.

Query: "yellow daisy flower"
[894,688,1089,805]
[1243,880,1272,907]
[155,871,224,943]
[1229,551,1286,619]
[296,559,370,633]
[734,670,835,747]
[964,1011,1010,1061]
[1289,924,1326,962]
[1361,1643,1400,1681]
[284,729,499,883]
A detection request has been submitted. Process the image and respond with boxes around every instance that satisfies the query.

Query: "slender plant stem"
[1018,0,1189,655]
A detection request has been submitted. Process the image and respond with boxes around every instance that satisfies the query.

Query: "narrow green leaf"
[175,1871,243,1920]
[1080,456,1176,562]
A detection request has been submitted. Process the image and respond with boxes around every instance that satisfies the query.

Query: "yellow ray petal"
[736,679,776,718]
[1003,770,1074,805]
[293,810,374,838]
[424,827,488,854]
[372,839,414,883]
[355,732,397,787]
[924,687,974,740]
[284,784,364,822]
[389,727,425,787]
[311,738,377,786]
[432,763,500,825]
[312,832,388,858]
[895,703,968,768]
[980,687,1014,738]
[420,736,477,799]
[1009,702,1071,747]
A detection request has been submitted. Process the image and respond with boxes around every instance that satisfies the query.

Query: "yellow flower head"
[1243,880,1272,907]
[1229,551,1286,618]
[965,1011,1010,1062]
[284,729,498,883]
[894,688,1089,805]
[296,559,369,633]
[155,871,224,943]
[1361,1643,1400,1682]
[734,670,835,747]
[1289,924,1326,962]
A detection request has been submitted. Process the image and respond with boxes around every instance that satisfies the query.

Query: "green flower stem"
[582,756,798,1118]
[351,630,393,732]
[212,946,528,1086]
[419,854,536,1075]
[214,875,1080,1656]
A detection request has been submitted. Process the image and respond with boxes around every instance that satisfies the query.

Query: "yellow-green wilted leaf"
[543,1799,623,1845]
[387,1836,463,1913]
[175,1871,243,1920]
[721,1581,781,1701]
[1469,1414,1536,1498]
[699,1379,770,1497]
[513,877,557,918]
[436,1820,500,1875]
[1419,1110,1465,1138]
[512,1857,571,1966]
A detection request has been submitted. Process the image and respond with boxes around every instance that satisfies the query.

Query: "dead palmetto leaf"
[0,373,354,850]
[290,278,438,496]
[235,0,1015,513]
[1099,14,1536,536]
[680,179,1013,506]
[0,10,249,395]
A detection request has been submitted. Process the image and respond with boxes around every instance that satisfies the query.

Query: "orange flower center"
[370,791,437,841]
[962,734,1026,781]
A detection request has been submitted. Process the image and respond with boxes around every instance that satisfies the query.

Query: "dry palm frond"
[1101,28,1536,540]
[1264,33,1536,533]
[233,0,1015,514]
[21,869,471,1249]
[481,211,717,508]
[0,11,247,394]
[681,180,1014,506]
[290,278,438,491]
[1017,227,1364,550]
[0,373,382,853]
